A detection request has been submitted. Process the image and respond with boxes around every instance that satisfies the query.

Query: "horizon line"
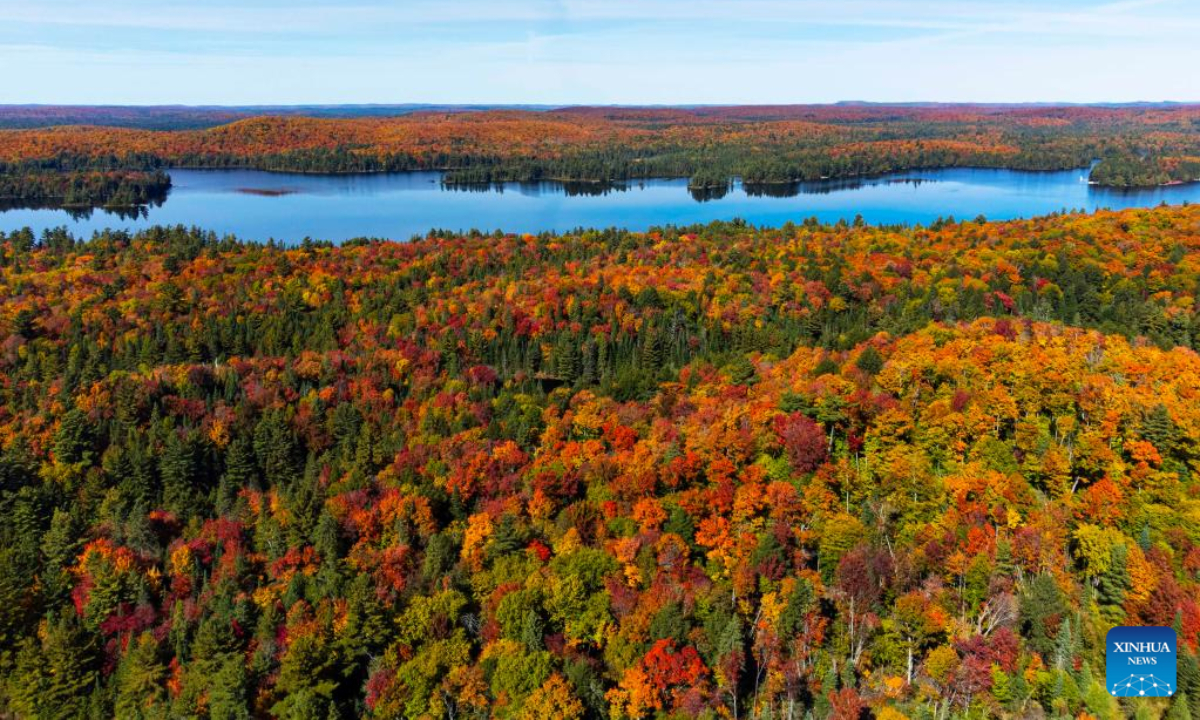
[3,100,1200,110]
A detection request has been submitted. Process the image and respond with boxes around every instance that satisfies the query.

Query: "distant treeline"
[3,106,1200,191]
[436,142,1100,188]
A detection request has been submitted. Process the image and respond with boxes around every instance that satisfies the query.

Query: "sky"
[1,0,1198,105]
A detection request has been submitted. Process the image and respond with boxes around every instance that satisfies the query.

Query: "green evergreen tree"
[855,346,884,376]
[160,430,199,516]
[40,610,100,719]
[115,632,168,719]
[53,407,95,465]
[1020,574,1067,658]
[1169,693,1195,720]
[40,508,81,602]
[207,654,253,720]
[1096,543,1131,623]
[254,411,300,487]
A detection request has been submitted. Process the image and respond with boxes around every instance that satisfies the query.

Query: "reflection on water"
[235,187,299,197]
[0,199,159,222]
[743,176,938,198]
[442,173,989,202]
[2,167,1199,244]
[446,175,944,202]
[689,184,731,202]
[445,180,633,198]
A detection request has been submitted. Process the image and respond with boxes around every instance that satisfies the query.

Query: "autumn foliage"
[2,206,1200,717]
[2,103,1200,187]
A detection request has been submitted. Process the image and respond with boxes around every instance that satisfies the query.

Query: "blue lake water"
[2,167,1200,243]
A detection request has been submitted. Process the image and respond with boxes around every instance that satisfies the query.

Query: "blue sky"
[2,0,1198,104]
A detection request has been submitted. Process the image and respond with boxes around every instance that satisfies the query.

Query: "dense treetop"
[2,206,1200,718]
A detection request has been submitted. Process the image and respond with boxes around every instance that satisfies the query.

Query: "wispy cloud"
[2,0,1195,36]
[1,0,1196,104]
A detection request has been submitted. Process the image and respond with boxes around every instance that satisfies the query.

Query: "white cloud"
[1,0,1196,37]
[1,0,1197,103]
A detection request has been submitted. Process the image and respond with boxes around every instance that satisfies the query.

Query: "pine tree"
[115,632,168,719]
[991,665,1013,707]
[311,510,344,597]
[639,327,665,375]
[352,422,378,477]
[271,632,339,720]
[208,654,252,720]
[855,346,884,376]
[1054,615,1077,670]
[1169,693,1195,720]
[40,508,81,602]
[126,435,159,507]
[160,430,198,516]
[1081,662,1119,720]
[254,411,300,487]
[994,536,1017,580]
[3,637,46,718]
[287,456,324,546]
[1179,650,1200,718]
[579,339,598,386]
[554,336,581,384]
[1096,544,1131,622]
[53,407,95,465]
[220,434,259,509]
[1020,574,1066,658]
[40,610,100,719]
[1141,404,1179,457]
[125,502,160,557]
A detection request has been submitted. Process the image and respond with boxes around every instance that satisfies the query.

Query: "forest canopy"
[2,205,1200,718]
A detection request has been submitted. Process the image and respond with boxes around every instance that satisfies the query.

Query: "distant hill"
[3,102,1197,130]
[0,104,562,130]
[3,104,1199,191]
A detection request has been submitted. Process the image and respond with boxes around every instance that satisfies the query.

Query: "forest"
[1087,153,1200,188]
[0,167,170,210]
[2,204,1200,719]
[2,104,1200,209]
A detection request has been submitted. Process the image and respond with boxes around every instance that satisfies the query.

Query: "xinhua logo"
[1106,626,1177,697]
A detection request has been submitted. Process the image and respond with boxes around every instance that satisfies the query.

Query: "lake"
[2,167,1200,243]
